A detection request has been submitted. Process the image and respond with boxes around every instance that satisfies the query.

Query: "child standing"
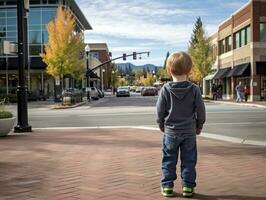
[156,52,206,198]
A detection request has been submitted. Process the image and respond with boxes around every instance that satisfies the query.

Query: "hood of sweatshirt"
[165,81,193,100]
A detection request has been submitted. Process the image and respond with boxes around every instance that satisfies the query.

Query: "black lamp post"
[85,44,90,87]
[14,0,31,133]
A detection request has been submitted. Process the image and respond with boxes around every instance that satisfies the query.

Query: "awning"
[226,63,250,77]
[204,73,216,80]
[256,62,266,75]
[213,67,231,79]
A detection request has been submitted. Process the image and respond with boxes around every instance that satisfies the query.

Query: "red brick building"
[204,0,266,101]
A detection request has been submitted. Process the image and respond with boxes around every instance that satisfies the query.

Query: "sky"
[77,0,248,66]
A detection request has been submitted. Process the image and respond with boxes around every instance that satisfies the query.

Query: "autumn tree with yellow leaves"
[40,6,85,90]
[188,17,213,85]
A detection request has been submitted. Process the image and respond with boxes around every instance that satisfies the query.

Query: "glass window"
[7,18,16,26]
[0,26,6,32]
[0,9,6,18]
[7,32,17,38]
[234,32,240,49]
[29,25,41,31]
[29,45,42,55]
[90,52,99,59]
[6,37,17,42]
[49,0,58,4]
[6,1,16,5]
[42,31,48,43]
[222,39,225,53]
[7,26,16,31]
[240,29,246,47]
[30,0,41,4]
[0,31,5,37]
[260,23,266,42]
[0,18,5,26]
[42,10,56,24]
[29,31,41,44]
[228,36,232,51]
[29,11,41,25]
[246,26,250,43]
[7,9,16,18]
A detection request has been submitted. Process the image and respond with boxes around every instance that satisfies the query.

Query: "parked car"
[88,87,99,100]
[136,87,143,93]
[141,87,158,96]
[62,88,83,104]
[116,86,130,97]
[130,86,137,92]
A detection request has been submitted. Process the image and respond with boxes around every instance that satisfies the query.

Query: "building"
[87,43,111,90]
[204,0,266,101]
[0,0,92,97]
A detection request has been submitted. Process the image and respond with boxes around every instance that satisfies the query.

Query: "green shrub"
[0,110,13,119]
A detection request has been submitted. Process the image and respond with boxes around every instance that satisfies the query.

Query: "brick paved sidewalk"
[0,128,266,200]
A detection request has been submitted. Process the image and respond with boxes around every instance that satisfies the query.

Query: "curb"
[32,126,266,147]
[49,101,87,109]
[208,100,266,109]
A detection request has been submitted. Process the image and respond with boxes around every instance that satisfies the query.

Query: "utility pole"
[14,0,32,133]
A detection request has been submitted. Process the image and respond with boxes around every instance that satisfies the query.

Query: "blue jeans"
[161,132,197,188]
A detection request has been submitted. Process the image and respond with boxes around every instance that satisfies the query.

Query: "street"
[6,93,266,142]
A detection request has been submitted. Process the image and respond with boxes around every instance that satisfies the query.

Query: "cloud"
[79,0,198,47]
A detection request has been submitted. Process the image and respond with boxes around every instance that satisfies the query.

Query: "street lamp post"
[102,69,105,91]
[14,0,31,133]
[112,70,115,95]
[85,44,90,87]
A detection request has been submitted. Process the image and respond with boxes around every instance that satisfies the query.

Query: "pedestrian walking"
[156,52,206,198]
[244,84,250,102]
[235,81,244,102]
[217,82,223,99]
[86,87,91,102]
[211,83,218,100]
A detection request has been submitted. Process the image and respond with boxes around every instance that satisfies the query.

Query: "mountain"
[115,62,159,72]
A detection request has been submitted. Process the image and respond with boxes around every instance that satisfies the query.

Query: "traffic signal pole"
[87,51,150,77]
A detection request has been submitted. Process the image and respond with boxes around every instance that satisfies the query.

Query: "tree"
[40,6,85,91]
[163,51,170,69]
[139,73,155,86]
[188,17,213,85]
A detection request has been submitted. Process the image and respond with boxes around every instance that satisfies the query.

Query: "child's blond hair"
[166,52,192,76]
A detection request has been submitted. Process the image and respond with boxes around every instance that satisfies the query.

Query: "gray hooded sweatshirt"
[156,81,206,134]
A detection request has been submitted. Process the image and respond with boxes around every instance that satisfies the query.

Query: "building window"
[29,31,42,44]
[30,45,42,56]
[260,23,266,42]
[240,29,246,47]
[227,35,232,51]
[246,26,250,43]
[90,52,99,59]
[234,25,250,49]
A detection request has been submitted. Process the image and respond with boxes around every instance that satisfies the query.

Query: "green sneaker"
[161,187,174,197]
[182,187,194,197]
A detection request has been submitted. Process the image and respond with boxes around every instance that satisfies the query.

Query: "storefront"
[256,62,266,100]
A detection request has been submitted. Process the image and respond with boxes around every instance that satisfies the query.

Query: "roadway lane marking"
[79,112,155,117]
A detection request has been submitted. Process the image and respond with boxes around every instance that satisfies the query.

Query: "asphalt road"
[6,93,266,142]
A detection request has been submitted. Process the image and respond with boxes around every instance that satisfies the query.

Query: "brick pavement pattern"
[0,128,266,200]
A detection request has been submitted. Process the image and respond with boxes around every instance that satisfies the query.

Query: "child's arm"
[156,87,167,132]
[194,86,206,131]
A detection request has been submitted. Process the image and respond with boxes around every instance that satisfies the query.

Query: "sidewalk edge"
[208,100,266,109]
[33,126,266,147]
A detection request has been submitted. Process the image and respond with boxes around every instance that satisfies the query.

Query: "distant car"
[116,86,130,97]
[130,86,137,92]
[85,87,99,100]
[135,87,143,93]
[141,87,158,96]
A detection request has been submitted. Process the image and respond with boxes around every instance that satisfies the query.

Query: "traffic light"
[123,53,126,61]
[133,52,137,60]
